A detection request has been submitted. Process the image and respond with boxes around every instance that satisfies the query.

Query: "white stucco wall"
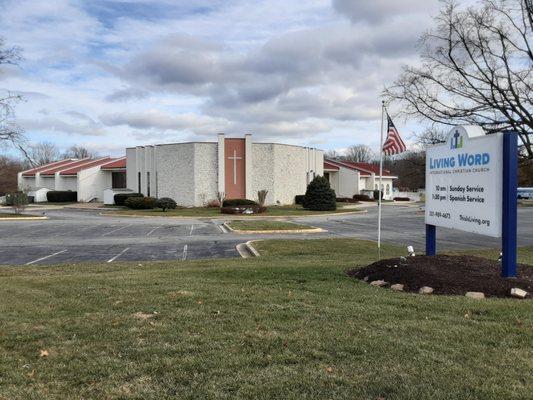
[154,143,196,206]
[336,167,359,198]
[77,166,112,202]
[17,174,35,191]
[251,144,275,204]
[194,143,218,206]
[126,147,137,192]
[55,174,78,191]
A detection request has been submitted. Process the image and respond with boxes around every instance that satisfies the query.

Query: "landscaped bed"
[348,254,533,298]
[107,204,359,218]
[1,239,532,399]
[0,213,45,219]
[227,220,315,231]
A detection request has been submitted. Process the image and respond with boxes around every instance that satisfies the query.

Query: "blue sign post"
[501,131,518,277]
[425,128,518,278]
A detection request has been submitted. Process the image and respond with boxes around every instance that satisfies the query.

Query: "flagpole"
[377,101,385,258]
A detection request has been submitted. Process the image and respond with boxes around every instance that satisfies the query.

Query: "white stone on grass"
[390,284,404,291]
[465,291,485,299]
[510,288,528,299]
[418,286,434,295]
[370,280,387,287]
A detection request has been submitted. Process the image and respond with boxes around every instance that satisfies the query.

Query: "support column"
[217,133,225,194]
[245,133,253,199]
[426,224,436,256]
[502,131,518,278]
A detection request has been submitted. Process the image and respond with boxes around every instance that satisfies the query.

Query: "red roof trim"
[323,161,340,171]
[21,159,77,177]
[39,158,93,176]
[324,158,396,177]
[59,157,112,175]
[99,157,126,170]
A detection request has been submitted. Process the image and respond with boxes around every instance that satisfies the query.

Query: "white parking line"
[146,225,161,236]
[107,247,130,263]
[189,225,194,235]
[182,244,188,260]
[102,225,131,237]
[25,249,68,265]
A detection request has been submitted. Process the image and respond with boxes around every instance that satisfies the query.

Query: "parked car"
[517,187,533,199]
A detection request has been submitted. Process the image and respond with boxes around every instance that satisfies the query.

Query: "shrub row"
[222,199,258,207]
[114,192,143,206]
[124,196,157,209]
[393,196,411,201]
[336,197,358,203]
[352,194,373,202]
[47,191,77,202]
[294,195,306,205]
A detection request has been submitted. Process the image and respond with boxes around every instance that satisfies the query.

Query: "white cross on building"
[228,150,242,185]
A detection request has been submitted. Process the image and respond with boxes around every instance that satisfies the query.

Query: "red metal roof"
[40,158,93,176]
[100,157,126,170]
[21,159,77,177]
[324,159,395,177]
[59,157,112,175]
[323,161,340,171]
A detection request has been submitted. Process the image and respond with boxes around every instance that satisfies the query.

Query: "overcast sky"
[0,0,445,156]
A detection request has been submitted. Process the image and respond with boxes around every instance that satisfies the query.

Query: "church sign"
[425,126,518,277]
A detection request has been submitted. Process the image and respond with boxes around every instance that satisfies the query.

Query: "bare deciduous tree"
[62,145,97,159]
[414,127,448,148]
[28,141,60,166]
[0,38,27,158]
[344,145,375,163]
[384,0,533,159]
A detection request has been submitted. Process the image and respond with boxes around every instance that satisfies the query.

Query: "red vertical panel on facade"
[224,138,246,199]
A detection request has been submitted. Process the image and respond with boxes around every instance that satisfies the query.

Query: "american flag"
[382,114,406,155]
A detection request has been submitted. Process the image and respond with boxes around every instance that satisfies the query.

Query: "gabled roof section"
[324,159,396,177]
[21,159,77,177]
[39,158,93,176]
[100,157,126,170]
[323,161,340,171]
[59,157,112,175]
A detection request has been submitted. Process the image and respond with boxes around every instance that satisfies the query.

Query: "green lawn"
[108,204,357,218]
[227,220,313,231]
[0,239,532,399]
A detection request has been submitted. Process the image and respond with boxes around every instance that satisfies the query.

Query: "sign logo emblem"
[450,130,464,149]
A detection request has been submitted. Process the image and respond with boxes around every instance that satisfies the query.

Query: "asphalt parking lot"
[0,204,532,265]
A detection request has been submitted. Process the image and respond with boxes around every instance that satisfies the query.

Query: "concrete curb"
[236,240,261,258]
[224,221,326,234]
[0,216,48,221]
[100,209,367,220]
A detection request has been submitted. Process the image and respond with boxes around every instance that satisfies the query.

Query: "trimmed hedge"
[393,196,411,201]
[373,190,383,200]
[124,196,157,209]
[114,192,143,206]
[303,176,336,211]
[336,197,358,203]
[222,199,258,207]
[6,192,28,207]
[155,197,177,211]
[294,195,305,205]
[353,194,373,201]
[47,191,77,202]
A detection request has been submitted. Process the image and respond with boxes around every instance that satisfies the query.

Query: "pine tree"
[303,176,336,211]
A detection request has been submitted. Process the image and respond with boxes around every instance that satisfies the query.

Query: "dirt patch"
[347,255,533,298]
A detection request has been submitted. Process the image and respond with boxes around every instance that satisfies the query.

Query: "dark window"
[112,172,126,189]
[138,172,141,193]
[324,172,330,182]
[147,172,151,197]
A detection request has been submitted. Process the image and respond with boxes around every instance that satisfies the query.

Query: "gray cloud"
[105,87,150,102]
[332,0,439,24]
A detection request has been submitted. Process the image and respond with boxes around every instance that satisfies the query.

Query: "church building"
[126,134,323,206]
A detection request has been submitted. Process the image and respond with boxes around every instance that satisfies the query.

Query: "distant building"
[323,159,397,200]
[126,134,323,206]
[18,157,126,202]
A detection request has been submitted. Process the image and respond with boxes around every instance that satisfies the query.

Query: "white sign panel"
[425,126,503,237]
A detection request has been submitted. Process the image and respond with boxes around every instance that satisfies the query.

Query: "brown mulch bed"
[347,255,532,298]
